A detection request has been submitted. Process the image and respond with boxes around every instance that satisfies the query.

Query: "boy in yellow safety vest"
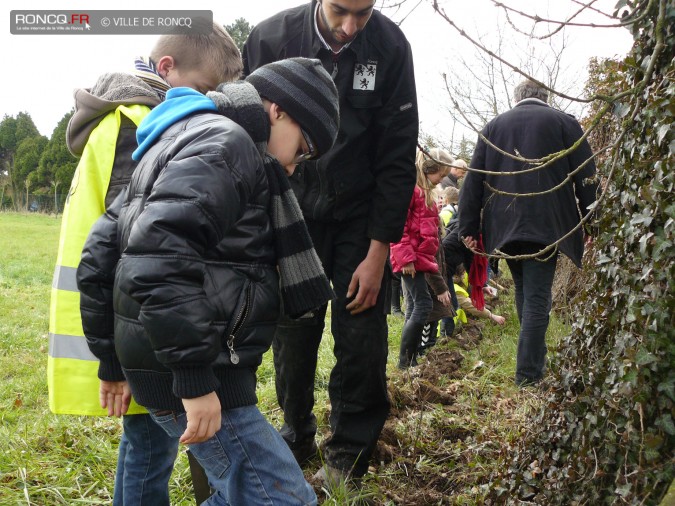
[452,265,506,328]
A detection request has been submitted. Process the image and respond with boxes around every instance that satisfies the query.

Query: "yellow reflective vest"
[453,282,469,326]
[48,105,150,415]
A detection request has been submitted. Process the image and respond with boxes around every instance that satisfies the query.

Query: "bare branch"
[432,0,640,105]
[483,148,602,198]
[493,0,654,33]
[469,0,667,262]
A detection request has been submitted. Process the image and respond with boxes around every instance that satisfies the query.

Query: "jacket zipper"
[226,283,252,365]
[312,159,324,220]
[309,52,339,220]
[331,53,339,79]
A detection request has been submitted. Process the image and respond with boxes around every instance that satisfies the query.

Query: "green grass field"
[0,212,568,505]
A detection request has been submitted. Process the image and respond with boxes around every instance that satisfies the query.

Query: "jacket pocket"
[223,281,253,366]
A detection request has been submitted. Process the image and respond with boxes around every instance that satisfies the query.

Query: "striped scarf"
[207,81,334,318]
[133,57,170,101]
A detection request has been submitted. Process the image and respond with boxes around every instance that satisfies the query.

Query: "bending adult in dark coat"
[459,80,598,385]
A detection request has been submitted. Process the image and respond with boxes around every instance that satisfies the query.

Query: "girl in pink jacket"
[391,149,451,368]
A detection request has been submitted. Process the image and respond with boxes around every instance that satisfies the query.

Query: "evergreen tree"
[39,111,77,192]
[224,18,253,54]
[0,112,41,208]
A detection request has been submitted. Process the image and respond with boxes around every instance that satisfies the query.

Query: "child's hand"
[491,313,506,325]
[437,291,451,306]
[180,392,221,444]
[402,262,416,277]
[99,380,131,417]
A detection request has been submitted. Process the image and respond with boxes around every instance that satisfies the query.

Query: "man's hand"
[180,392,221,444]
[437,290,451,306]
[462,236,478,252]
[99,380,132,417]
[346,240,389,315]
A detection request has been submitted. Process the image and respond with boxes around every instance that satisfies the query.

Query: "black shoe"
[515,376,543,388]
[290,438,318,466]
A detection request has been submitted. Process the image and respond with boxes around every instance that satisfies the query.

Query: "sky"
[2,0,634,142]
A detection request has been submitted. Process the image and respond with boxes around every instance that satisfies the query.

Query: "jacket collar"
[303,0,372,62]
[515,98,549,107]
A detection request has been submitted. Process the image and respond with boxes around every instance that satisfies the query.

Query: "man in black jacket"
[243,0,418,482]
[459,79,598,386]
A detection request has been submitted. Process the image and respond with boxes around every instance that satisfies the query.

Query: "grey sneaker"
[313,465,350,486]
[313,466,375,504]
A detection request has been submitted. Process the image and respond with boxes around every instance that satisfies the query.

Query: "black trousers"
[272,217,390,476]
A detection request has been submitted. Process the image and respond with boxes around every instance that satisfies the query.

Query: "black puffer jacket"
[78,111,278,412]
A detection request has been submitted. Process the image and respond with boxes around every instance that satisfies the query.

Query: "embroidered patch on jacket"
[353,63,376,90]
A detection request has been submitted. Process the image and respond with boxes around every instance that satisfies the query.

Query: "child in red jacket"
[391,149,451,368]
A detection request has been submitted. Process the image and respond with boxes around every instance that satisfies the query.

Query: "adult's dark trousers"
[273,217,390,477]
[390,270,403,313]
[506,254,558,385]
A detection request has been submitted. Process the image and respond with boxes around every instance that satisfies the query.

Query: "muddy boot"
[398,320,424,369]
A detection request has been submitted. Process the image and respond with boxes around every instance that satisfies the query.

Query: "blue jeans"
[506,255,558,385]
[150,405,317,506]
[113,414,179,506]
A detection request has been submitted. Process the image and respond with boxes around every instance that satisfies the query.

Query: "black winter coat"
[242,0,418,244]
[78,112,279,412]
[459,100,598,267]
[442,218,474,278]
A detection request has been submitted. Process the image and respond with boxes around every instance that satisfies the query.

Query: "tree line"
[0,111,76,212]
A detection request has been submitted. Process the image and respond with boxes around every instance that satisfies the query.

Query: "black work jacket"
[243,0,418,243]
[459,100,598,267]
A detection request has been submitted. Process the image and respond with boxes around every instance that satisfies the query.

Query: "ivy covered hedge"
[490,1,674,503]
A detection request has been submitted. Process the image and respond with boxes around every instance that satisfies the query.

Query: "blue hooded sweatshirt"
[132,87,217,161]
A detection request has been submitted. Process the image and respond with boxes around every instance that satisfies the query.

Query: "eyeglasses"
[293,128,318,164]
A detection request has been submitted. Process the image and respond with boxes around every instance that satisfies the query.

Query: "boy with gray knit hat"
[78,57,338,505]
[53,23,242,506]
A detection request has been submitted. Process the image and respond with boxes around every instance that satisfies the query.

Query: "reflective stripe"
[52,265,79,293]
[48,332,97,361]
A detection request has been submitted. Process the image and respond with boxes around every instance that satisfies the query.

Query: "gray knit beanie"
[246,58,339,157]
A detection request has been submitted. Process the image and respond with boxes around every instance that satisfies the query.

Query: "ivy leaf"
[635,346,657,366]
[657,124,671,145]
[615,482,631,497]
[657,378,675,400]
[614,102,630,118]
[656,414,675,436]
